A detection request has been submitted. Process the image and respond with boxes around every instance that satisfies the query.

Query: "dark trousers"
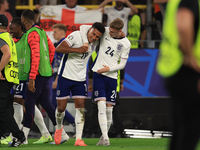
[165,65,200,150]
[0,80,24,139]
[24,75,56,128]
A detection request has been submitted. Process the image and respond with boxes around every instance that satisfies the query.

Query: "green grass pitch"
[1,138,200,150]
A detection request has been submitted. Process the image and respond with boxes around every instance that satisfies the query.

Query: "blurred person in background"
[7,0,16,17]
[99,0,138,35]
[157,0,200,149]
[37,0,87,11]
[0,0,13,31]
[127,9,147,49]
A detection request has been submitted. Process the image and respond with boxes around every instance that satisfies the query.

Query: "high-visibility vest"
[24,27,52,78]
[157,0,200,77]
[127,15,141,49]
[0,32,19,84]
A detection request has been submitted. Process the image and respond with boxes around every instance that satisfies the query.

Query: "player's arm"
[97,58,128,74]
[56,31,88,54]
[121,0,138,16]
[0,44,10,80]
[80,25,92,44]
[27,31,40,93]
[98,0,113,13]
[56,40,88,54]
[28,31,40,80]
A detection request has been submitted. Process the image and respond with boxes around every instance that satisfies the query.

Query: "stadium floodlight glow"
[162,134,173,137]
[130,135,161,139]
[125,132,152,136]
[124,129,151,133]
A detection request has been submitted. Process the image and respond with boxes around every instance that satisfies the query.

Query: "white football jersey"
[104,7,131,35]
[58,31,98,81]
[92,28,130,79]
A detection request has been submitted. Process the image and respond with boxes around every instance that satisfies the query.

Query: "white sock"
[13,102,23,129]
[34,106,50,138]
[98,101,108,140]
[55,108,65,130]
[106,106,113,132]
[75,108,85,140]
[22,127,30,141]
[62,128,67,136]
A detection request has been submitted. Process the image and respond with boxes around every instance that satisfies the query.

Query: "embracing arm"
[97,58,127,74]
[56,40,88,54]
[80,25,91,44]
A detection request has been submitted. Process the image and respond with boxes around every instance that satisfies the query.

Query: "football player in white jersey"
[80,18,130,146]
[54,22,105,146]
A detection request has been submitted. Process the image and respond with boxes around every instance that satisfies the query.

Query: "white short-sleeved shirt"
[104,7,131,35]
[92,28,130,79]
[57,4,87,11]
[58,31,98,81]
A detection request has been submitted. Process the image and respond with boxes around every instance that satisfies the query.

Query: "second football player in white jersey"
[80,18,130,146]
[54,22,105,146]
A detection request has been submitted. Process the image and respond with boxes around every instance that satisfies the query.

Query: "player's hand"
[183,55,200,73]
[119,31,125,38]
[97,65,110,74]
[83,42,89,47]
[51,66,54,74]
[88,85,93,92]
[52,81,57,89]
[120,84,124,91]
[78,46,88,53]
[35,4,42,10]
[28,79,36,93]
[0,72,5,80]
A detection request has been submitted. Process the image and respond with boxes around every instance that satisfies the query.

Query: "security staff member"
[0,14,25,147]
[157,0,200,149]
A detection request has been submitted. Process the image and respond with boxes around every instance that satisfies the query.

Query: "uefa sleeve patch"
[68,35,74,40]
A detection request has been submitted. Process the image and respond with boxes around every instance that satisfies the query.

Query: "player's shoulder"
[69,31,81,37]
[119,37,131,48]
[66,31,81,41]
[104,6,115,11]
[123,7,131,11]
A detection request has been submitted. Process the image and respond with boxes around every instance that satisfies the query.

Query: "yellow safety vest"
[157,0,200,77]
[0,32,19,84]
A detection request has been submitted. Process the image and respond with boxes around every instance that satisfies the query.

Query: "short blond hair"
[52,23,67,33]
[109,18,124,30]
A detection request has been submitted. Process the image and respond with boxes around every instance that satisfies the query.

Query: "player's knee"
[57,106,65,113]
[75,103,84,108]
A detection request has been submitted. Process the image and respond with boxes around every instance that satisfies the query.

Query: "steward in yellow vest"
[156,0,200,149]
[0,14,25,147]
